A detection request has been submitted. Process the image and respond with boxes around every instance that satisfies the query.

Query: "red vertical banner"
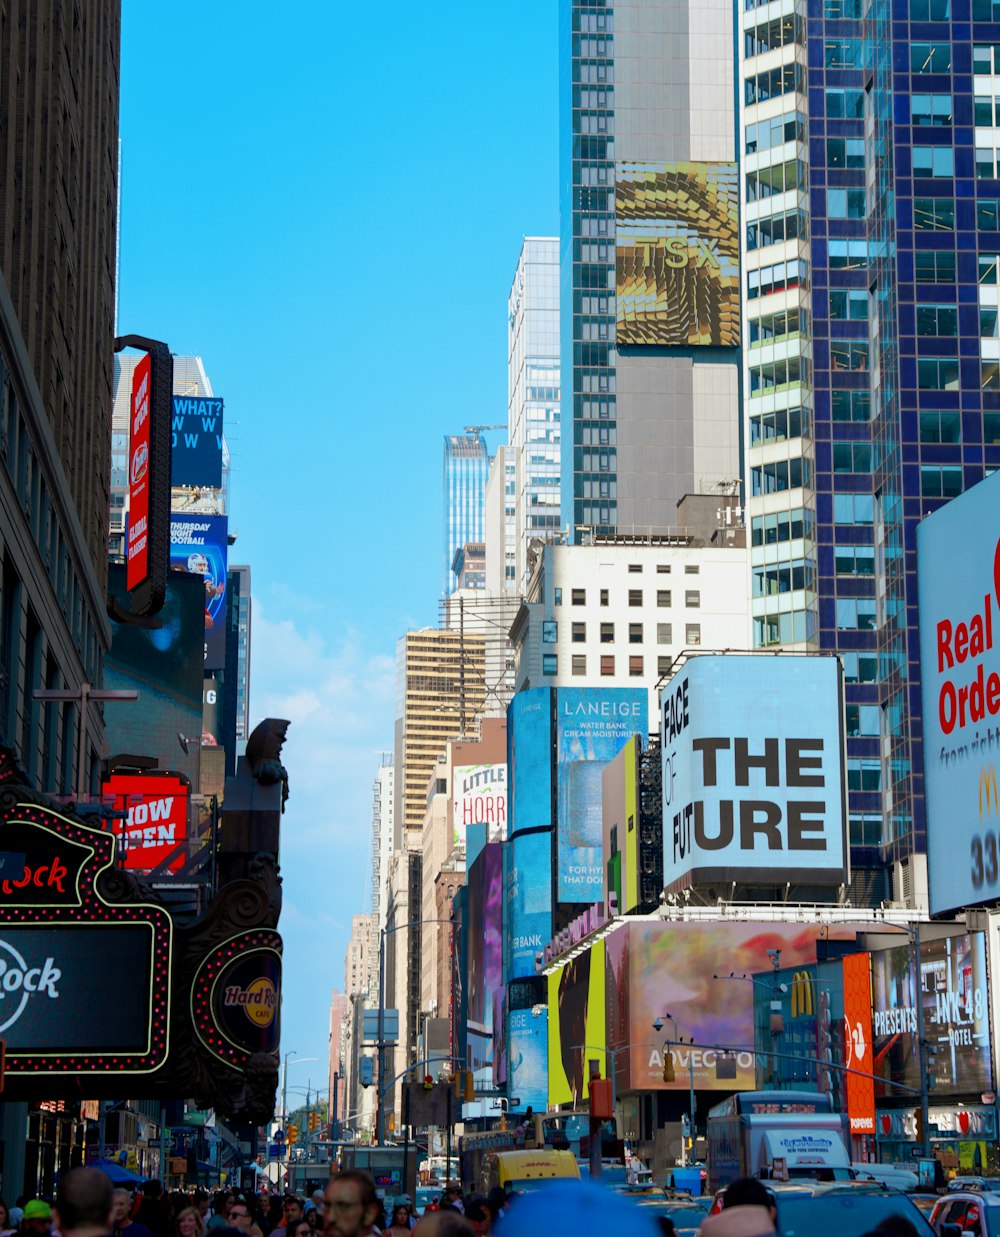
[843,952,876,1136]
[127,352,152,591]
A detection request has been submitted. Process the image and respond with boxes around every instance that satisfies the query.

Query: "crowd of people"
[0,1168,930,1237]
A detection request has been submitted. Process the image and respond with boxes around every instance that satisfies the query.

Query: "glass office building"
[560,0,742,540]
[742,0,1000,891]
[443,434,490,595]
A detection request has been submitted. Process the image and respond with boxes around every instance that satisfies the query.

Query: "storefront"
[875,1105,998,1176]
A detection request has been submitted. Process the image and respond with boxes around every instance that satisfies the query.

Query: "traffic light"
[663,1052,676,1083]
[423,1074,434,1091]
[308,1112,320,1132]
[287,1124,299,1146]
[453,1070,474,1101]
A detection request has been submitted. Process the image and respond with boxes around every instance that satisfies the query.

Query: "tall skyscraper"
[740,0,1000,893]
[443,434,490,594]
[560,0,742,538]
[508,238,562,587]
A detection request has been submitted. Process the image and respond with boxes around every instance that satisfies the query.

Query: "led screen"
[170,514,229,670]
[172,395,224,488]
[917,473,1000,915]
[504,830,552,981]
[548,939,606,1107]
[616,161,740,347]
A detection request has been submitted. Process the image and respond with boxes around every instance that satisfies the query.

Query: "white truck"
[707,1091,852,1194]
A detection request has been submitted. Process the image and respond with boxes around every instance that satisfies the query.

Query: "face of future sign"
[660,654,848,890]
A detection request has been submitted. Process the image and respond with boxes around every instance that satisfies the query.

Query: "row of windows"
[755,609,815,647]
[750,407,810,446]
[749,308,805,344]
[824,39,862,69]
[751,507,814,546]
[753,558,815,596]
[542,651,684,678]
[745,62,804,107]
[836,545,876,575]
[751,456,812,495]
[747,159,806,202]
[746,113,805,156]
[747,208,806,252]
[918,410,1000,441]
[554,583,699,608]
[750,356,809,393]
[543,618,696,645]
[748,259,806,300]
[745,14,803,57]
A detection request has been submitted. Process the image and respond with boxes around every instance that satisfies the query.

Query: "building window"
[912,93,953,124]
[836,598,878,630]
[656,564,671,574]
[911,41,952,72]
[657,623,673,644]
[919,410,961,443]
[571,588,586,605]
[658,655,673,677]
[848,759,883,792]
[657,590,672,606]
[985,412,1000,442]
[628,563,643,573]
[920,466,963,497]
[629,655,644,677]
[684,565,700,576]
[914,198,955,231]
[554,588,562,606]
[916,303,958,336]
[833,442,873,472]
[629,623,643,644]
[600,622,615,643]
[572,654,587,677]
[834,494,875,524]
[915,251,956,281]
[628,589,643,606]
[600,588,609,606]
[542,621,558,643]
[600,655,615,676]
[572,622,586,643]
[841,652,879,683]
[543,653,558,676]
[686,624,702,646]
[835,545,876,575]
[913,146,954,177]
[917,358,960,390]
[685,590,701,608]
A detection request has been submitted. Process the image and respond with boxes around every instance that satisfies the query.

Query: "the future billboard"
[871,932,993,1097]
[556,688,647,904]
[616,161,740,348]
[661,655,848,891]
[917,472,1000,915]
[548,939,606,1107]
[606,919,866,1092]
[170,514,228,670]
[172,395,224,488]
[453,764,507,848]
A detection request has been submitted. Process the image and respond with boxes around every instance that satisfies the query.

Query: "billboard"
[871,932,993,1098]
[616,161,740,347]
[170,514,229,670]
[661,655,848,891]
[453,763,507,848]
[917,473,1000,915]
[504,830,552,981]
[172,395,224,488]
[602,737,640,914]
[105,565,204,788]
[508,690,552,835]
[606,919,866,1092]
[556,688,647,904]
[466,843,503,1072]
[548,939,606,1107]
[843,953,876,1136]
[127,353,153,591]
[100,772,190,874]
[507,1000,548,1113]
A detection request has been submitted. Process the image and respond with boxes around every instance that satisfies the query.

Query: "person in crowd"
[0,1199,14,1237]
[699,1178,776,1237]
[9,1200,26,1231]
[484,1191,506,1229]
[268,1200,302,1237]
[458,1200,489,1237]
[226,1201,262,1237]
[440,1188,463,1217]
[413,1216,473,1237]
[289,1219,312,1237]
[134,1184,171,1237]
[322,1172,380,1237]
[21,1201,54,1237]
[384,1206,411,1237]
[111,1190,150,1237]
[174,1208,205,1237]
[53,1169,114,1237]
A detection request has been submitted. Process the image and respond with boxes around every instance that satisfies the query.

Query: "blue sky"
[118,3,558,1091]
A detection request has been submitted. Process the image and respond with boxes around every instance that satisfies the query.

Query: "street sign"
[363,1009,399,1044]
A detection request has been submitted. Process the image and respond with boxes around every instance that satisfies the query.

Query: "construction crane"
[464,424,506,435]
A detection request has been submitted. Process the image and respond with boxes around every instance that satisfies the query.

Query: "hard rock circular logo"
[223,975,276,1028]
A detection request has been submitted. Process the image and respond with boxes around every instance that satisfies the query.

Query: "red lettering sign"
[935,537,1000,734]
[100,772,189,873]
[127,352,152,591]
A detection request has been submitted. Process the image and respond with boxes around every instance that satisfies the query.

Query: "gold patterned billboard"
[616,161,740,347]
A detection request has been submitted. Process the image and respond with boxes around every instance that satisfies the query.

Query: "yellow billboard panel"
[616,161,740,348]
[547,938,606,1108]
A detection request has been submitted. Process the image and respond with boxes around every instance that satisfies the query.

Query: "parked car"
[625,1192,713,1237]
[710,1181,952,1237]
[931,1189,1000,1236]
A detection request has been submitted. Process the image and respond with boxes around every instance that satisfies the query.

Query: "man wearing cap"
[23,1201,54,1237]
[53,1168,115,1237]
[440,1186,463,1216]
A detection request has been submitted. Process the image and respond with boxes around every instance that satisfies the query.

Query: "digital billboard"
[917,472,1000,915]
[466,843,503,1072]
[170,514,229,670]
[172,395,224,488]
[556,688,647,905]
[548,939,606,1107]
[602,737,641,914]
[100,772,190,874]
[616,161,740,347]
[127,352,152,591]
[504,829,552,981]
[508,690,552,835]
[453,763,507,848]
[843,952,876,1136]
[661,655,848,891]
[606,919,866,1092]
[105,565,204,788]
[871,932,993,1098]
[507,1003,548,1113]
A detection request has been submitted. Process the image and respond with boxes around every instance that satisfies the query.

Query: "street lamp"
[653,1014,696,1167]
[377,917,454,1146]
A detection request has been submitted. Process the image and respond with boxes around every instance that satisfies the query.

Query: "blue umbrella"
[90,1158,144,1184]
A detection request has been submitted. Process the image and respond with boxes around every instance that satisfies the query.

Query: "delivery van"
[479,1149,581,1195]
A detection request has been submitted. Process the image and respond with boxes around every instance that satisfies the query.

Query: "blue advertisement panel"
[508,689,552,834]
[504,831,552,981]
[172,395,224,488]
[917,472,1000,915]
[170,515,228,670]
[556,687,647,904]
[507,1004,548,1114]
[661,654,847,890]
